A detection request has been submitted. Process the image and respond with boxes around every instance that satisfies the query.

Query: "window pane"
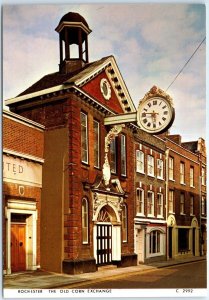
[81,112,88,163]
[93,120,100,168]
[169,157,174,180]
[136,150,144,173]
[82,198,88,243]
[136,189,144,214]
[121,135,126,176]
[122,205,127,242]
[110,139,117,173]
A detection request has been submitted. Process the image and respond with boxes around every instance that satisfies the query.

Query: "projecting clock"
[137,96,175,134]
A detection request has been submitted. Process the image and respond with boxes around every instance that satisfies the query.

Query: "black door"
[96,224,112,265]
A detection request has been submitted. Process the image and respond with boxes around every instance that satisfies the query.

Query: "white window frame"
[81,112,88,164]
[180,162,185,184]
[190,195,194,216]
[201,167,206,186]
[147,191,154,216]
[147,155,154,177]
[157,159,163,179]
[136,188,144,216]
[149,230,161,254]
[169,157,174,180]
[168,190,174,213]
[82,198,89,244]
[136,150,144,173]
[121,134,126,176]
[190,166,194,187]
[180,193,185,215]
[110,139,117,173]
[122,205,128,242]
[201,196,206,215]
[157,193,163,217]
[93,120,100,168]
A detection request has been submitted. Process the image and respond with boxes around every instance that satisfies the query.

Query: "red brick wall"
[3,116,44,158]
[135,142,166,219]
[166,138,200,225]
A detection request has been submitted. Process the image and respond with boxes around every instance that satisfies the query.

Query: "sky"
[3,1,206,142]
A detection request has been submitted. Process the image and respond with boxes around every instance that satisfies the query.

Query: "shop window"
[93,120,100,168]
[82,198,89,244]
[81,112,88,164]
[149,230,161,254]
[178,228,189,252]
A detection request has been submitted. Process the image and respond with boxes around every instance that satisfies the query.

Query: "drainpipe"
[199,175,202,256]
[165,148,170,259]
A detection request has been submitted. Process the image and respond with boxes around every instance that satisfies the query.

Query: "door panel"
[11,224,26,272]
[96,224,112,265]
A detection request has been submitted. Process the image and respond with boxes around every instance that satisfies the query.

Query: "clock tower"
[55,12,92,74]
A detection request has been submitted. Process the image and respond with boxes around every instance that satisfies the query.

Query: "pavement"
[3,256,206,289]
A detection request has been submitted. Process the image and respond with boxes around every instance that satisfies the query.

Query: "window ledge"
[190,185,195,189]
[136,213,145,217]
[180,213,186,216]
[136,171,145,175]
[157,177,164,180]
[180,182,186,186]
[147,174,155,179]
[169,179,175,182]
[147,214,155,218]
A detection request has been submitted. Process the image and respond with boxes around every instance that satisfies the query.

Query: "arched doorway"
[94,204,121,265]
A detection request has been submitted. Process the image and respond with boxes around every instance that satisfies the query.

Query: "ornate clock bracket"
[102,124,125,188]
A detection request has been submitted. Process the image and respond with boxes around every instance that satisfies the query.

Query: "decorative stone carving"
[138,85,174,107]
[92,191,124,221]
[102,125,125,187]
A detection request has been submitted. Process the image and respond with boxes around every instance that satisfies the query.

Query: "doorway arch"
[93,204,121,265]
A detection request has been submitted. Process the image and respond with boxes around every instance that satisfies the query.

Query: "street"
[65,261,207,289]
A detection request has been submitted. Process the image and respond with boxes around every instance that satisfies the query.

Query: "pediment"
[65,56,136,114]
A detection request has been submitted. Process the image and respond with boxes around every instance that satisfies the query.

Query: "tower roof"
[59,12,89,29]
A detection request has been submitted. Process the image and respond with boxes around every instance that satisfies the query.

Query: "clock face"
[137,97,175,134]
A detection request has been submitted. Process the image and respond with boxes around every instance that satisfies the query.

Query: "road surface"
[64,261,206,289]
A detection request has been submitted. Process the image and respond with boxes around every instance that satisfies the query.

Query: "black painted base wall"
[114,253,138,268]
[62,258,97,275]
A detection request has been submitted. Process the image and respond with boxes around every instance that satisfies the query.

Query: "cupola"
[55,12,92,74]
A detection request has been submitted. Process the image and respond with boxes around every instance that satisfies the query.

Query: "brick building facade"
[6,13,137,274]
[3,109,44,274]
[4,12,206,275]
[161,134,205,259]
[134,130,167,264]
